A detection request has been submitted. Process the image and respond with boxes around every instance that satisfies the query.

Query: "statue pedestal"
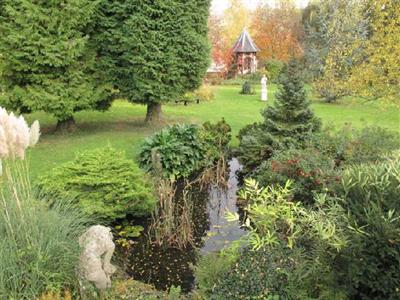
[261,88,267,101]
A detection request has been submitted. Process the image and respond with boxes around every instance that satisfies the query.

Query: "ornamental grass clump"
[0,107,89,298]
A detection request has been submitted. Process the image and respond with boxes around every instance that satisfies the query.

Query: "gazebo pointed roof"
[232,30,260,53]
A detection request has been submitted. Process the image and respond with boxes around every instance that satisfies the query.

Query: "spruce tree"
[263,58,321,146]
[0,0,112,130]
[94,0,211,123]
[237,58,321,174]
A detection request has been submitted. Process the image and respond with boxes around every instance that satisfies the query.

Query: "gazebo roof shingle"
[232,30,260,53]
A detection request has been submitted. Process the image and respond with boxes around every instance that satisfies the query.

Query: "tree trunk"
[56,116,76,132]
[145,102,162,124]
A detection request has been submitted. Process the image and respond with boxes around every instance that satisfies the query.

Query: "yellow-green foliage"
[37,291,72,300]
[107,279,165,300]
[37,147,156,223]
[313,0,365,102]
[349,0,400,105]
[194,85,215,102]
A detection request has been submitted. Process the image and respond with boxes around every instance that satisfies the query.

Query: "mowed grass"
[25,84,399,180]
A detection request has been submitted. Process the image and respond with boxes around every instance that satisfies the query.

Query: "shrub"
[263,59,285,82]
[254,147,340,205]
[195,242,240,298]
[106,279,166,299]
[200,118,231,162]
[194,85,215,102]
[37,147,156,222]
[195,252,233,298]
[240,81,255,95]
[212,246,298,299]
[182,85,215,103]
[338,157,400,299]
[139,124,204,180]
[215,180,348,299]
[340,126,399,164]
[314,74,349,103]
[310,125,400,166]
[236,122,274,175]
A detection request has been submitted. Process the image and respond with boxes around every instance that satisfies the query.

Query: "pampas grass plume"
[0,107,40,161]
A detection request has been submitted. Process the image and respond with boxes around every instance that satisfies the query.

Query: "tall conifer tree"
[94,0,211,123]
[237,58,321,174]
[0,0,112,130]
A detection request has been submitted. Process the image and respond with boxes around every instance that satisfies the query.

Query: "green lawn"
[26,84,399,180]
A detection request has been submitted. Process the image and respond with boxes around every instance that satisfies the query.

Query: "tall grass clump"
[0,108,89,299]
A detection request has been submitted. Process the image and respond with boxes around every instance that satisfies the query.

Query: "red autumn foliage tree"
[250,1,304,62]
[208,14,232,71]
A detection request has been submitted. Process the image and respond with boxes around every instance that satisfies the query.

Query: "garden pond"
[126,158,245,292]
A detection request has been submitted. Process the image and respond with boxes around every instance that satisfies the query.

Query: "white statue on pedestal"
[261,75,268,102]
[79,225,116,293]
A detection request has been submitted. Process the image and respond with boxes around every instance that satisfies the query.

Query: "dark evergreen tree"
[94,0,211,123]
[0,0,112,130]
[237,58,321,174]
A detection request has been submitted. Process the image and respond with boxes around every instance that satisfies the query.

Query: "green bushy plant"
[263,59,285,82]
[310,125,400,166]
[338,156,400,299]
[236,122,274,175]
[216,180,348,299]
[240,81,255,95]
[37,147,156,222]
[139,124,204,180]
[195,242,240,298]
[106,279,166,299]
[254,147,340,205]
[212,245,299,299]
[200,118,232,162]
[339,126,399,164]
[140,121,232,181]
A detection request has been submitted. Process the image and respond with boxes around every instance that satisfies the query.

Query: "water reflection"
[201,158,246,253]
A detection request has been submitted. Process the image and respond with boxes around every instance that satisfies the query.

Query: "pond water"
[127,158,245,292]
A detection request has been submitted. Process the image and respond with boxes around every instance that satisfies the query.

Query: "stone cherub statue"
[79,225,117,297]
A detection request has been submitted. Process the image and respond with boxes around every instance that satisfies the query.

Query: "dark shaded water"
[127,158,245,292]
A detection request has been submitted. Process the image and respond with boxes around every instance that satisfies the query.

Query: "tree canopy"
[0,0,112,129]
[94,0,211,122]
[349,0,400,104]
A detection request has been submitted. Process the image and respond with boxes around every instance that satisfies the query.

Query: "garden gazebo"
[232,30,260,75]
